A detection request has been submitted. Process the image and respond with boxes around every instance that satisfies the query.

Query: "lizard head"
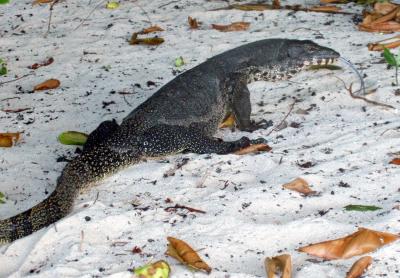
[286,40,340,67]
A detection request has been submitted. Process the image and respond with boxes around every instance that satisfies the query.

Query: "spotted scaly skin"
[0,39,340,243]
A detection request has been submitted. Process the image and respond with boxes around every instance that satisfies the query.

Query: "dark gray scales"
[0,39,340,243]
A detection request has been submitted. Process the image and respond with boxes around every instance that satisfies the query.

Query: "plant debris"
[235,143,272,155]
[33,78,60,91]
[265,254,292,278]
[133,260,170,278]
[28,57,54,69]
[211,22,250,32]
[346,256,373,278]
[58,131,88,145]
[0,132,21,147]
[298,228,399,259]
[344,204,382,211]
[282,178,317,196]
[165,237,211,274]
[130,25,165,45]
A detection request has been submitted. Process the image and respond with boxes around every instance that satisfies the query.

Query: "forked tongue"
[339,57,366,95]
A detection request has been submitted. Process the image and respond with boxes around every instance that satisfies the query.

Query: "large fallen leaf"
[0,132,21,147]
[346,256,373,278]
[374,2,398,15]
[133,260,170,278]
[282,178,316,196]
[235,143,272,155]
[298,228,399,260]
[34,79,60,91]
[211,22,250,32]
[265,254,292,278]
[165,237,211,274]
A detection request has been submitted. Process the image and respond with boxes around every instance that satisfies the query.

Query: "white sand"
[0,0,399,277]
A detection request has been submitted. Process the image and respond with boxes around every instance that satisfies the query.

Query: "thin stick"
[132,1,152,24]
[45,0,60,37]
[158,0,179,9]
[0,73,32,87]
[74,0,107,31]
[336,76,395,109]
[164,204,206,214]
[266,98,297,136]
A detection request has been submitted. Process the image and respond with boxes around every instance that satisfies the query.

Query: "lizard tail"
[0,144,136,244]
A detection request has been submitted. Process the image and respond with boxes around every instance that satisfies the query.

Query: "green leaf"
[383,47,397,67]
[0,58,7,76]
[0,192,5,204]
[58,131,88,145]
[0,0,10,4]
[344,204,382,211]
[174,56,185,67]
[106,1,119,9]
[133,260,170,278]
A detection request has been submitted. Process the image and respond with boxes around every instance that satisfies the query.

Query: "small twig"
[0,73,32,87]
[132,1,152,24]
[291,27,323,36]
[266,98,297,136]
[2,108,31,113]
[336,76,395,109]
[45,0,60,37]
[0,96,20,102]
[123,95,132,107]
[164,204,206,214]
[92,191,100,205]
[74,0,107,31]
[158,0,179,9]
[79,230,84,251]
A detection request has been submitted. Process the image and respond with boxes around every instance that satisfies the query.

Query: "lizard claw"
[250,138,268,145]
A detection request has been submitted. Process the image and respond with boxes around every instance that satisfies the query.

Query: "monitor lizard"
[0,39,339,243]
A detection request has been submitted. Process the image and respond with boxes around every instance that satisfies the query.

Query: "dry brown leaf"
[320,0,348,3]
[188,16,200,29]
[141,25,164,34]
[230,4,272,11]
[28,57,54,70]
[219,114,235,128]
[34,79,60,91]
[265,254,292,278]
[389,158,400,165]
[346,256,373,278]
[360,21,400,33]
[211,22,250,32]
[129,34,164,45]
[32,0,53,4]
[166,237,212,274]
[298,228,399,260]
[235,143,272,155]
[0,132,21,148]
[368,40,400,51]
[309,5,342,13]
[374,2,399,15]
[282,177,316,196]
[371,6,400,24]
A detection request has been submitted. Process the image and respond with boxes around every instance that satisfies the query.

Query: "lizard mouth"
[304,57,338,66]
